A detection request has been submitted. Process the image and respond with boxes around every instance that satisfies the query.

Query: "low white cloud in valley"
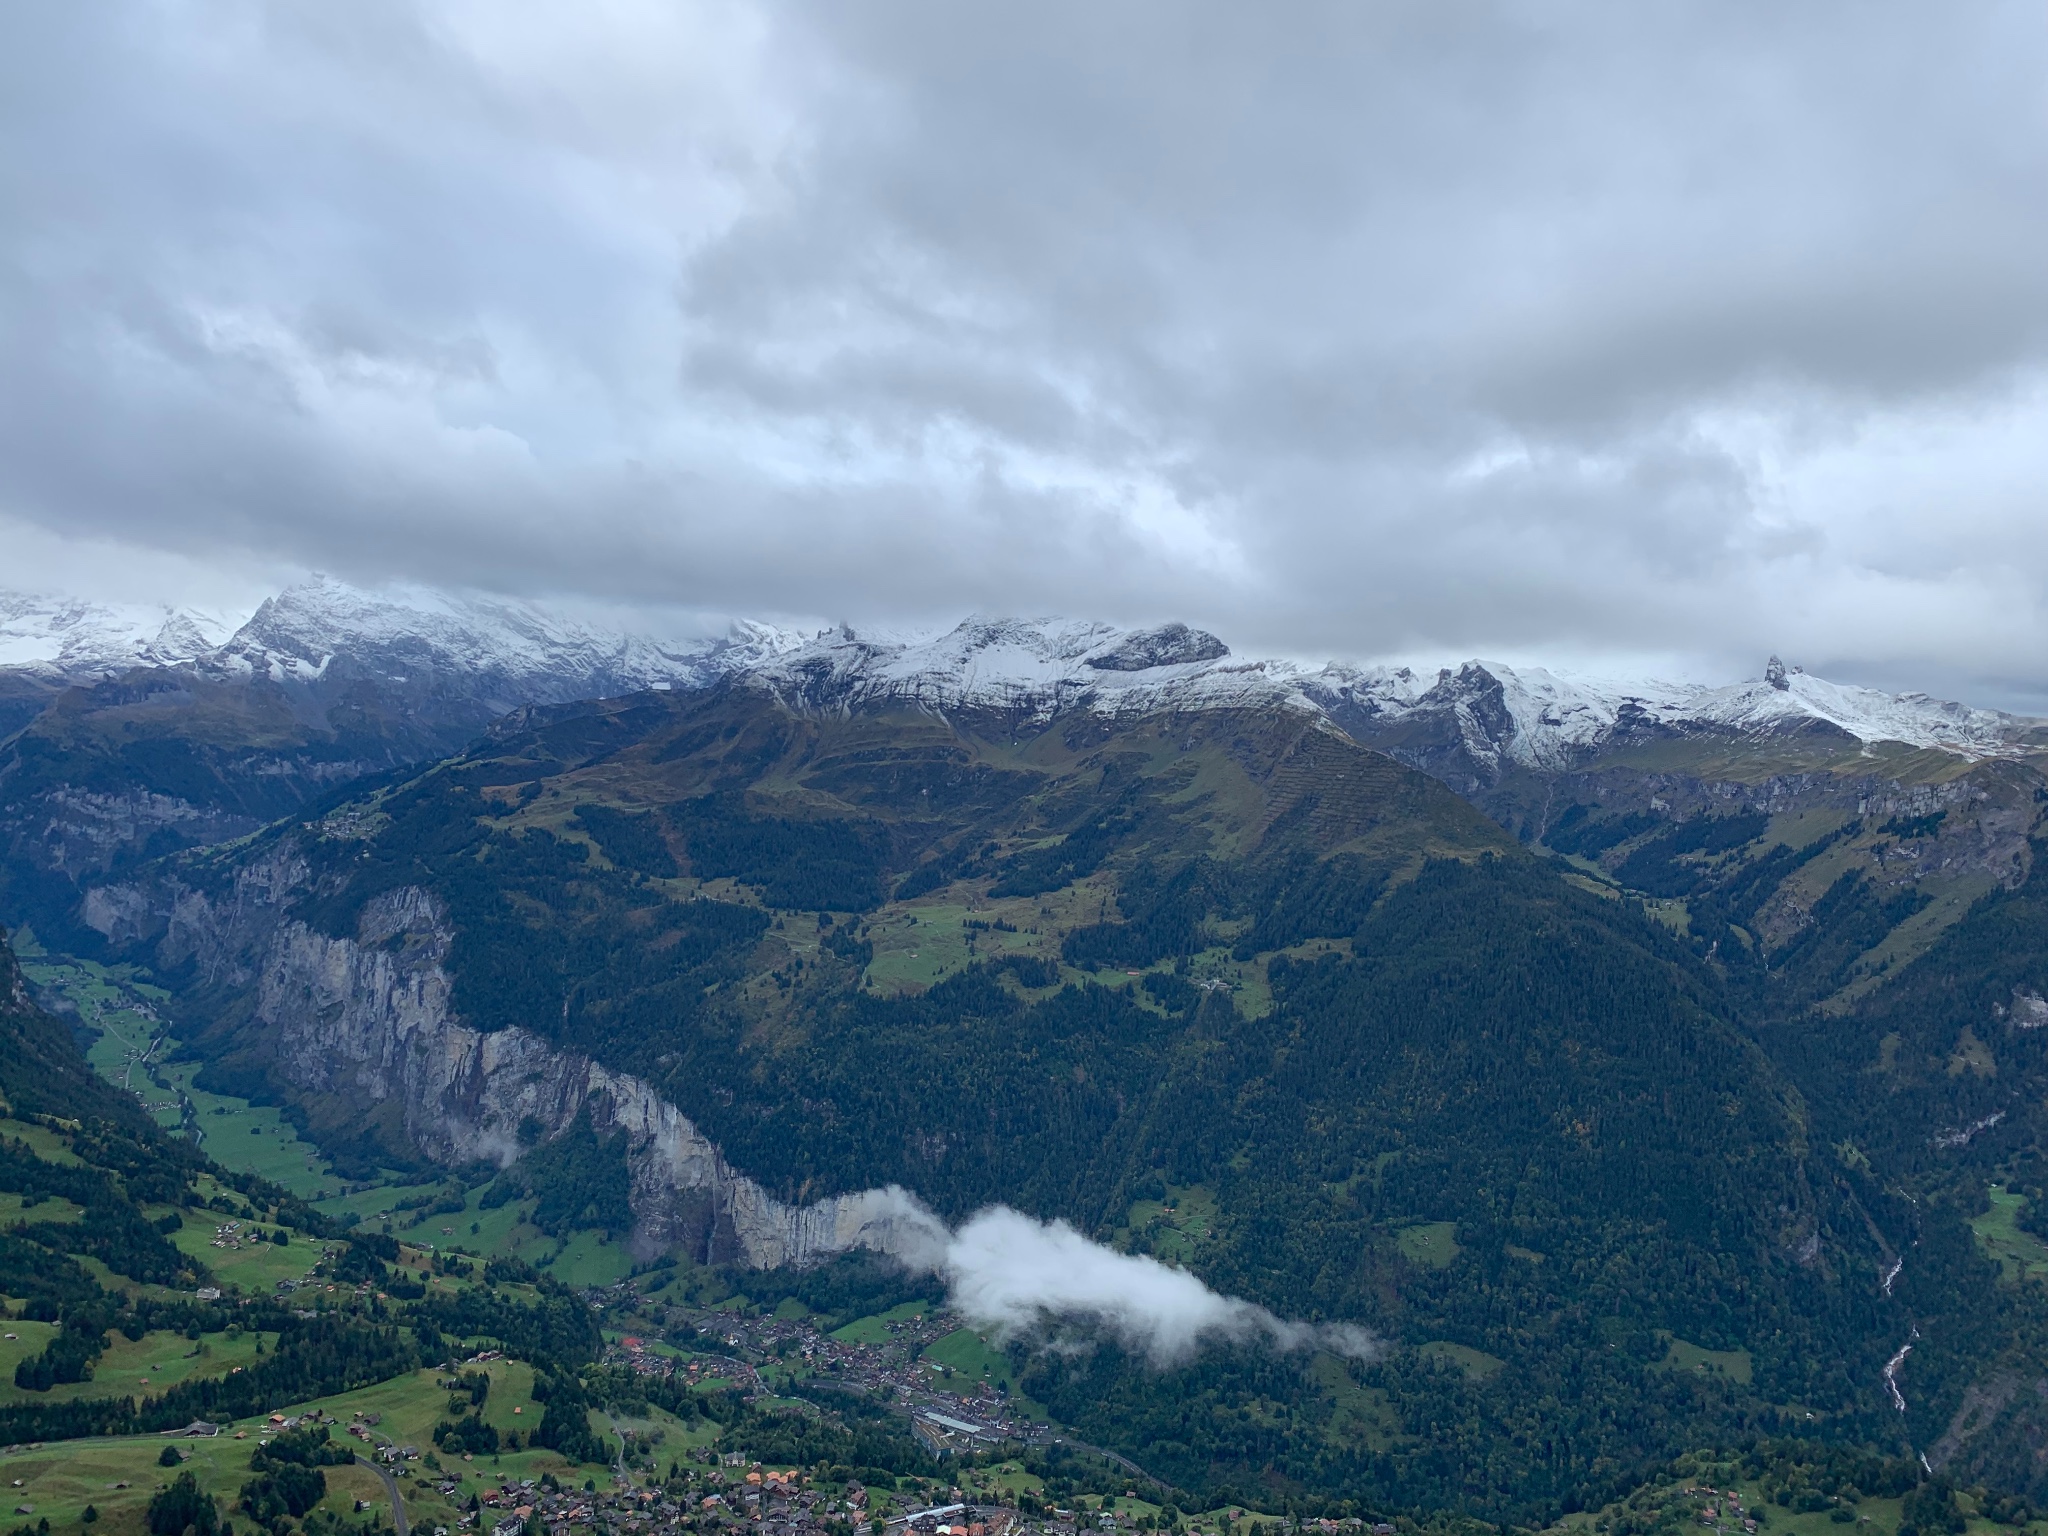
[869,1191,1379,1367]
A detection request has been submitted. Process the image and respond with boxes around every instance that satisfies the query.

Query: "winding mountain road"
[356,1454,410,1536]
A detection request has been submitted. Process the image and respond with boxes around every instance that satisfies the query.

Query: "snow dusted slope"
[5,578,2042,768]
[739,616,1316,720]
[0,591,235,681]
[207,575,801,707]
[1300,655,2048,791]
[725,620,2048,765]
[1679,665,2046,757]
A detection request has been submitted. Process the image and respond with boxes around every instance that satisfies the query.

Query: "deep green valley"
[7,627,2048,1534]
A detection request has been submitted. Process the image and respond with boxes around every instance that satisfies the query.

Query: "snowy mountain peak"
[4,579,2043,769]
[202,576,755,707]
[1305,656,2048,789]
[1691,666,2045,757]
[0,591,235,681]
[734,615,1289,720]
[0,577,770,721]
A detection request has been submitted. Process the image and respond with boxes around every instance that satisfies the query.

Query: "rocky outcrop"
[83,844,310,990]
[31,789,260,880]
[1926,1369,2048,1501]
[1084,623,1230,672]
[251,885,944,1269]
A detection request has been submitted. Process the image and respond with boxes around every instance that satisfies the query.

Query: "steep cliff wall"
[88,870,944,1270]
[257,885,944,1268]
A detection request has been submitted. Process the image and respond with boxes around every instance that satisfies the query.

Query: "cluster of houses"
[1683,1484,1759,1534]
[610,1337,759,1395]
[447,1467,869,1536]
[893,1503,1012,1536]
[208,1219,275,1252]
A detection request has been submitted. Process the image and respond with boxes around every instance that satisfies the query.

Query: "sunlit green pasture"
[0,1327,269,1406]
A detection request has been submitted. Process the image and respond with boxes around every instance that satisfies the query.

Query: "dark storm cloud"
[2,1,2046,685]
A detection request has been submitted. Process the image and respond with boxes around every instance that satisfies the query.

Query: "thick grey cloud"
[2,1,2046,690]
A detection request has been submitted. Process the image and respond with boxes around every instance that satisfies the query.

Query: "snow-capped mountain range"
[0,592,238,678]
[210,578,810,711]
[0,579,804,710]
[736,618,2048,781]
[1301,656,2048,781]
[4,578,2044,771]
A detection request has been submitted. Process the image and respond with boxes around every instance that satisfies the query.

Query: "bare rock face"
[85,845,310,991]
[1083,623,1230,672]
[252,886,942,1269]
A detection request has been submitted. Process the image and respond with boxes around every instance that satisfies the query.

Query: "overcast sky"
[4,3,2047,698]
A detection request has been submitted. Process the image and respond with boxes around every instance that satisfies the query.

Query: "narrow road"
[356,1454,410,1536]
[1038,1433,1179,1497]
[604,1412,629,1481]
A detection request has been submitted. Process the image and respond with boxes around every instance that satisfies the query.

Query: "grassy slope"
[63,686,2048,1518]
[9,892,2038,1534]
[0,921,759,1536]
[159,687,1527,1253]
[15,927,637,1293]
[110,687,1922,1519]
[0,931,166,1135]
[0,1326,270,1406]
[1505,739,2048,1009]
[0,1356,588,1536]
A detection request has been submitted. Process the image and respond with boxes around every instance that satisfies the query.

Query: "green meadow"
[1971,1185,2048,1283]
[829,1301,928,1344]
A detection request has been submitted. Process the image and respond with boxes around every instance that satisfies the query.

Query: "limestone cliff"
[89,871,944,1270]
